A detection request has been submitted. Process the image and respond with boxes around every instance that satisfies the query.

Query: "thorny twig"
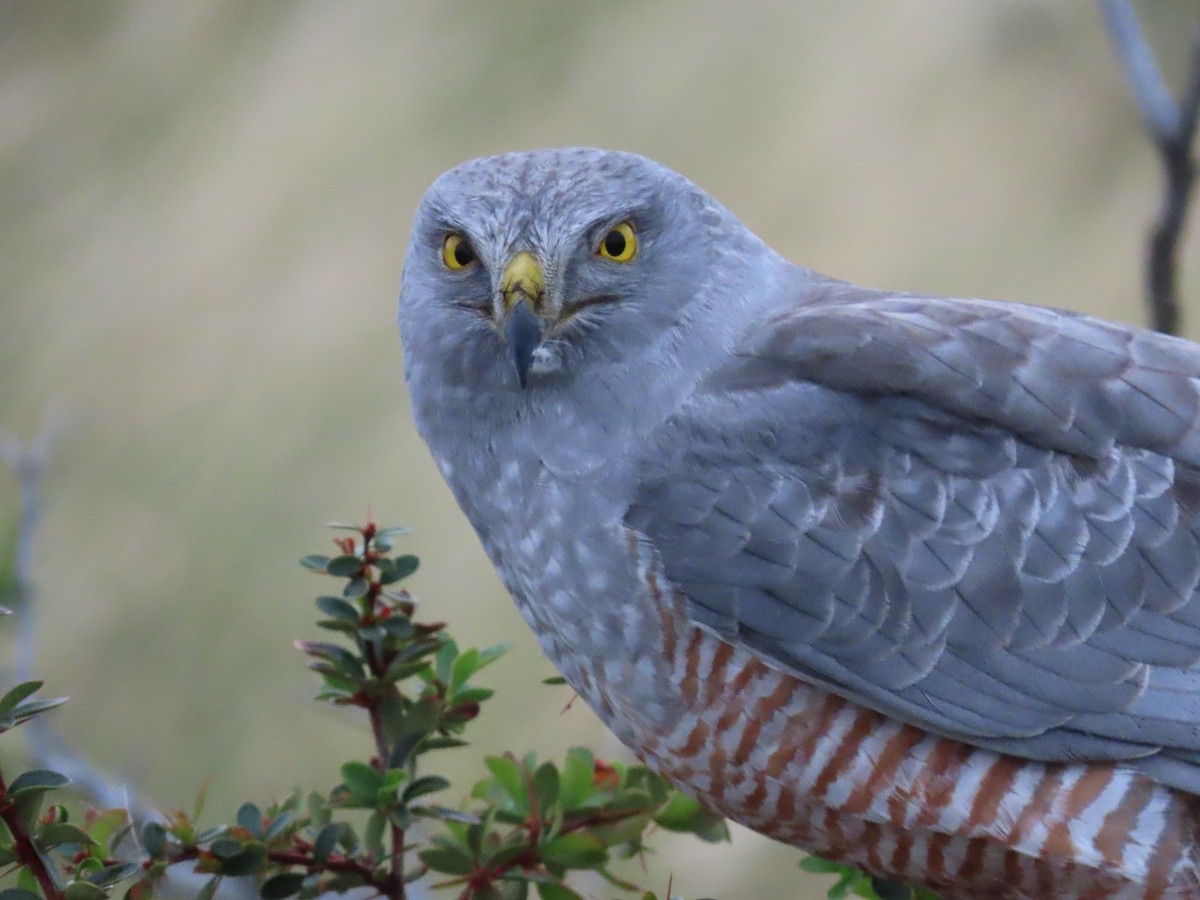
[1101,0,1200,336]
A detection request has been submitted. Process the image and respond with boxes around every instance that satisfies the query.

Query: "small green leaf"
[220,847,265,877]
[538,832,608,869]
[316,618,358,635]
[306,790,330,826]
[402,775,450,803]
[0,681,42,715]
[382,659,429,684]
[450,647,480,689]
[195,876,221,900]
[434,639,457,684]
[381,617,414,640]
[390,555,419,581]
[410,805,480,825]
[299,554,330,572]
[313,822,344,862]
[653,792,702,829]
[316,671,359,696]
[17,868,39,895]
[385,637,440,671]
[343,577,369,600]
[259,872,306,899]
[364,810,386,859]
[37,822,94,848]
[374,526,411,540]
[236,802,263,838]
[558,748,596,810]
[210,837,243,859]
[418,839,475,876]
[799,856,847,874]
[484,755,528,815]
[400,696,439,736]
[326,554,363,577]
[386,734,421,773]
[315,595,359,621]
[340,761,384,801]
[871,878,918,900]
[86,862,140,886]
[654,791,727,841]
[6,696,69,725]
[338,822,360,854]
[483,835,529,871]
[421,736,467,752]
[264,809,294,843]
[83,807,128,852]
[359,624,386,643]
[374,558,398,583]
[63,883,108,900]
[449,686,494,705]
[532,762,559,817]
[192,779,210,823]
[829,869,871,899]
[295,641,364,677]
[542,675,567,686]
[477,643,508,667]
[142,821,167,857]
[380,767,408,793]
[194,825,229,845]
[536,882,582,900]
[9,768,69,795]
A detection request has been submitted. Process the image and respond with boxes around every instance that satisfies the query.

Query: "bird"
[398,147,1200,899]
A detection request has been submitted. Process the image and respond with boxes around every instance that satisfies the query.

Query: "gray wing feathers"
[628,285,1200,793]
[718,286,1200,465]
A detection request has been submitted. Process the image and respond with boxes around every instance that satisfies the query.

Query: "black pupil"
[603,229,626,257]
[453,239,475,267]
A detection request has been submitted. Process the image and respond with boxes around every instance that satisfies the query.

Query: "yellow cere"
[598,220,637,262]
[442,233,477,270]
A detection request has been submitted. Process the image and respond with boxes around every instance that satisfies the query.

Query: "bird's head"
[399,148,766,398]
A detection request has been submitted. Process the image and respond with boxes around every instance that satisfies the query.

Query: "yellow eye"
[597,221,637,262]
[442,233,477,270]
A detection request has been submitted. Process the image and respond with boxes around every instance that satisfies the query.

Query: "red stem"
[266,849,383,881]
[166,845,388,888]
[0,768,63,899]
[466,805,652,894]
[359,532,406,900]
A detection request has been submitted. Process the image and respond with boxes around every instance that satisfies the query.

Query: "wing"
[626,280,1200,793]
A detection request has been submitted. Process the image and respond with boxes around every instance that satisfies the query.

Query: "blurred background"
[2,2,1199,897]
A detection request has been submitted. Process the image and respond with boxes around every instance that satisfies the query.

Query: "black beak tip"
[506,301,543,389]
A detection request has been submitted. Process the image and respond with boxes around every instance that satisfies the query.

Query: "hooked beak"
[500,251,544,388]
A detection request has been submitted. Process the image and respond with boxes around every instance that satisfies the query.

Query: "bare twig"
[0,416,56,684]
[1101,0,1200,336]
[1,415,158,823]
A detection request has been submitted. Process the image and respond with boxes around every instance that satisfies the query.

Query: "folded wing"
[627,282,1200,792]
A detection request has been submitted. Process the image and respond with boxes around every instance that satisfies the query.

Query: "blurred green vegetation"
[0,3,1196,897]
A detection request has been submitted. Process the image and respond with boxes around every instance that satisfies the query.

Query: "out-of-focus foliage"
[0,523,730,899]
